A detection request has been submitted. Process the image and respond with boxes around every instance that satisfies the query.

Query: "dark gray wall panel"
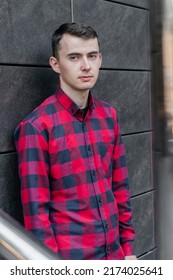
[132,192,155,256]
[93,70,151,134]
[105,0,149,9]
[0,66,58,152]
[123,133,152,196]
[73,0,150,69]
[0,153,23,224]
[0,0,71,64]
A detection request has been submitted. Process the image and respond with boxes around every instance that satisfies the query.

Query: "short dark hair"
[52,22,99,58]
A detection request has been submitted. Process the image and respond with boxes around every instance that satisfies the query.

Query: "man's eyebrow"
[67,52,81,56]
[67,51,99,56]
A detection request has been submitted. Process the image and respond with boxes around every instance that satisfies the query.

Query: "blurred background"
[0,0,173,259]
[152,0,173,259]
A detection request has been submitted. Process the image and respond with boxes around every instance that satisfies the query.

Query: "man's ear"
[49,56,60,74]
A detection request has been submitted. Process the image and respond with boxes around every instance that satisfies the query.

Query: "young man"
[14,22,137,260]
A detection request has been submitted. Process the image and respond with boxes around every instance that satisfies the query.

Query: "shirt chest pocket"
[49,138,74,177]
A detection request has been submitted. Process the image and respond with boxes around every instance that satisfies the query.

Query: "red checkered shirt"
[14,86,135,260]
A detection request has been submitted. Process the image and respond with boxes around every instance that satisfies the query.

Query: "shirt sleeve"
[14,121,58,253]
[112,111,135,256]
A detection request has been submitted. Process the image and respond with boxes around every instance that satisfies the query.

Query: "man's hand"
[125,255,138,260]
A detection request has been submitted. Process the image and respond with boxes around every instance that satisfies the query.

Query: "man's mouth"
[79,76,93,81]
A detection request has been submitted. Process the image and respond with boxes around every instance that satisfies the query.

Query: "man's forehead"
[59,34,99,52]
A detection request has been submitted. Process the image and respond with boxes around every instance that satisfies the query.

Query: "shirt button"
[92,170,96,176]
[88,145,91,151]
[105,222,108,230]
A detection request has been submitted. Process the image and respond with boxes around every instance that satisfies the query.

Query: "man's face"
[52,34,102,94]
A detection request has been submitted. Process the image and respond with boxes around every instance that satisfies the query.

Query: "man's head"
[49,22,102,96]
[52,22,99,59]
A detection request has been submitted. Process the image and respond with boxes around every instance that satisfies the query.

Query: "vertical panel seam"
[71,0,74,22]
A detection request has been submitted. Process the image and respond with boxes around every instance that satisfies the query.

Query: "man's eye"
[70,55,78,61]
[89,54,97,60]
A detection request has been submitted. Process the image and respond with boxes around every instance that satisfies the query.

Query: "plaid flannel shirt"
[14,87,135,260]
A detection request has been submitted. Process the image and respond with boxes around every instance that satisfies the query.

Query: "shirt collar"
[55,86,95,117]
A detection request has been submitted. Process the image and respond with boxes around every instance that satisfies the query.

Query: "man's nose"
[81,57,91,71]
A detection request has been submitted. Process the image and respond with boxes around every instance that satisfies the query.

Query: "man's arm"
[14,121,58,253]
[112,110,137,259]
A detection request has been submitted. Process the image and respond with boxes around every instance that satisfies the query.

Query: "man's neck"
[60,84,89,109]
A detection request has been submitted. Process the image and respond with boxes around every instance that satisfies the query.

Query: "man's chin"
[78,82,96,91]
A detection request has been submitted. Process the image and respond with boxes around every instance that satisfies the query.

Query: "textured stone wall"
[0,0,155,259]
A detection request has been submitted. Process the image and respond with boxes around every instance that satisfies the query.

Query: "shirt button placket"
[98,195,102,207]
[91,170,96,181]
[106,245,110,258]
[87,145,92,157]
[104,221,108,232]
[88,145,91,151]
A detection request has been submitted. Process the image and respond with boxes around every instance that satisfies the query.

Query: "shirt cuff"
[121,241,135,256]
